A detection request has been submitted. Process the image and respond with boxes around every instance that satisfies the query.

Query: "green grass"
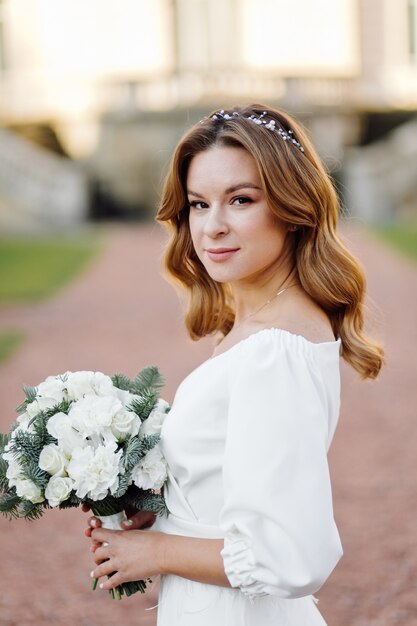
[0,233,101,304]
[372,221,417,263]
[0,331,24,364]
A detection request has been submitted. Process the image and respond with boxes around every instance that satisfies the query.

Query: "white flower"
[46,412,86,455]
[45,476,74,507]
[38,444,67,476]
[16,410,33,430]
[15,478,44,504]
[26,397,56,419]
[8,412,35,439]
[66,371,116,401]
[111,409,140,440]
[139,399,169,437]
[67,442,122,501]
[115,388,136,407]
[3,452,24,488]
[36,375,68,403]
[131,444,168,490]
[68,395,123,440]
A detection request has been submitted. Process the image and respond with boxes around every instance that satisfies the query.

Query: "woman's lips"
[205,248,239,262]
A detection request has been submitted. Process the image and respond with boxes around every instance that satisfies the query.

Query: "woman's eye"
[189,200,208,210]
[232,196,251,206]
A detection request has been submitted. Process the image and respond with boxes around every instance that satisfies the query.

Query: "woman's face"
[187,145,293,287]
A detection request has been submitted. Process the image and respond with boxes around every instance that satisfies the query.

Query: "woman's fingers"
[89,516,102,528]
[91,557,116,581]
[84,516,102,538]
[121,510,156,530]
[91,527,116,544]
[93,543,110,565]
[98,571,123,591]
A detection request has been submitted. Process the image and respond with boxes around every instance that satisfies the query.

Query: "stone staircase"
[0,127,88,234]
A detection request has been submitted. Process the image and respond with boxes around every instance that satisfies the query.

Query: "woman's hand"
[89,526,165,590]
[83,504,156,546]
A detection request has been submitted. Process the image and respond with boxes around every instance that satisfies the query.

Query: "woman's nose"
[203,207,229,238]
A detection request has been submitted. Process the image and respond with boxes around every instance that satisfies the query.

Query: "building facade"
[1,0,416,225]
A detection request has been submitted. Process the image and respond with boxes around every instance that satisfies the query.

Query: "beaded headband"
[200,109,305,153]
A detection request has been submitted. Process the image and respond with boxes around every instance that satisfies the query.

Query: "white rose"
[26,397,56,419]
[45,476,74,507]
[115,388,136,407]
[66,371,116,401]
[131,444,168,490]
[3,452,24,488]
[67,442,122,501]
[111,409,140,440]
[68,395,123,439]
[38,444,67,476]
[139,399,169,437]
[46,412,85,455]
[36,375,67,403]
[15,478,44,504]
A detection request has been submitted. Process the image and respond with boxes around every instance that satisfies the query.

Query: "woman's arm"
[89,522,230,591]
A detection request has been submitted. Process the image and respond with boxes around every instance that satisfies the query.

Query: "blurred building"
[1,0,417,229]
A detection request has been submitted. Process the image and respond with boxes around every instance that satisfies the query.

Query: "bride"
[85,104,384,625]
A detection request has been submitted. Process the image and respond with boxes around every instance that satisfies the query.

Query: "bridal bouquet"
[0,366,169,599]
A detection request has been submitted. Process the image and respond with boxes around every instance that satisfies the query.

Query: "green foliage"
[15,385,38,414]
[0,432,9,451]
[87,496,123,517]
[121,433,159,473]
[140,433,160,454]
[18,499,45,521]
[0,331,24,365]
[113,433,160,498]
[129,389,158,421]
[0,234,101,304]
[112,367,165,421]
[0,492,21,520]
[24,462,49,490]
[372,220,417,262]
[27,399,71,428]
[133,367,165,394]
[58,493,81,510]
[47,398,72,416]
[0,437,9,492]
[112,473,131,499]
[111,373,134,391]
[23,385,38,402]
[31,416,56,445]
[9,431,42,466]
[121,435,144,472]
[122,487,168,516]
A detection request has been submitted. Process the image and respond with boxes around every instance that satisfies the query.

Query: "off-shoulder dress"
[154,328,343,625]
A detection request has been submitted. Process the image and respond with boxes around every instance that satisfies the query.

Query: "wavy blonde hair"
[156,104,384,380]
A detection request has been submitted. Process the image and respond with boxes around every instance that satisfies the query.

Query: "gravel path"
[0,221,415,626]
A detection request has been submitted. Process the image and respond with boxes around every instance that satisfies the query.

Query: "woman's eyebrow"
[187,183,262,198]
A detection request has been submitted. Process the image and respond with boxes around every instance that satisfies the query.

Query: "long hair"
[156,103,384,380]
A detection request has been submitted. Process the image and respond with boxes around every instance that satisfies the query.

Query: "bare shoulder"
[271,287,336,344]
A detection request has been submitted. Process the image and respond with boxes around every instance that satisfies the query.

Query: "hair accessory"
[200,110,305,153]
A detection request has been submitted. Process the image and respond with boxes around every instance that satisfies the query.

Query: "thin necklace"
[233,282,299,331]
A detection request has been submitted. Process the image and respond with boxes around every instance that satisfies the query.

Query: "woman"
[85,104,384,625]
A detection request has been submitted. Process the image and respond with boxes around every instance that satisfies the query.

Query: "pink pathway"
[0,222,415,626]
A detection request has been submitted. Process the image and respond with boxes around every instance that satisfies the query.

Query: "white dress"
[154,328,343,626]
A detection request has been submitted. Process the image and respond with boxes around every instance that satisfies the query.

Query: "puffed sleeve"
[219,331,343,599]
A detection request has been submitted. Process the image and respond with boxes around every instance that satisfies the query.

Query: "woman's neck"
[231,262,299,326]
